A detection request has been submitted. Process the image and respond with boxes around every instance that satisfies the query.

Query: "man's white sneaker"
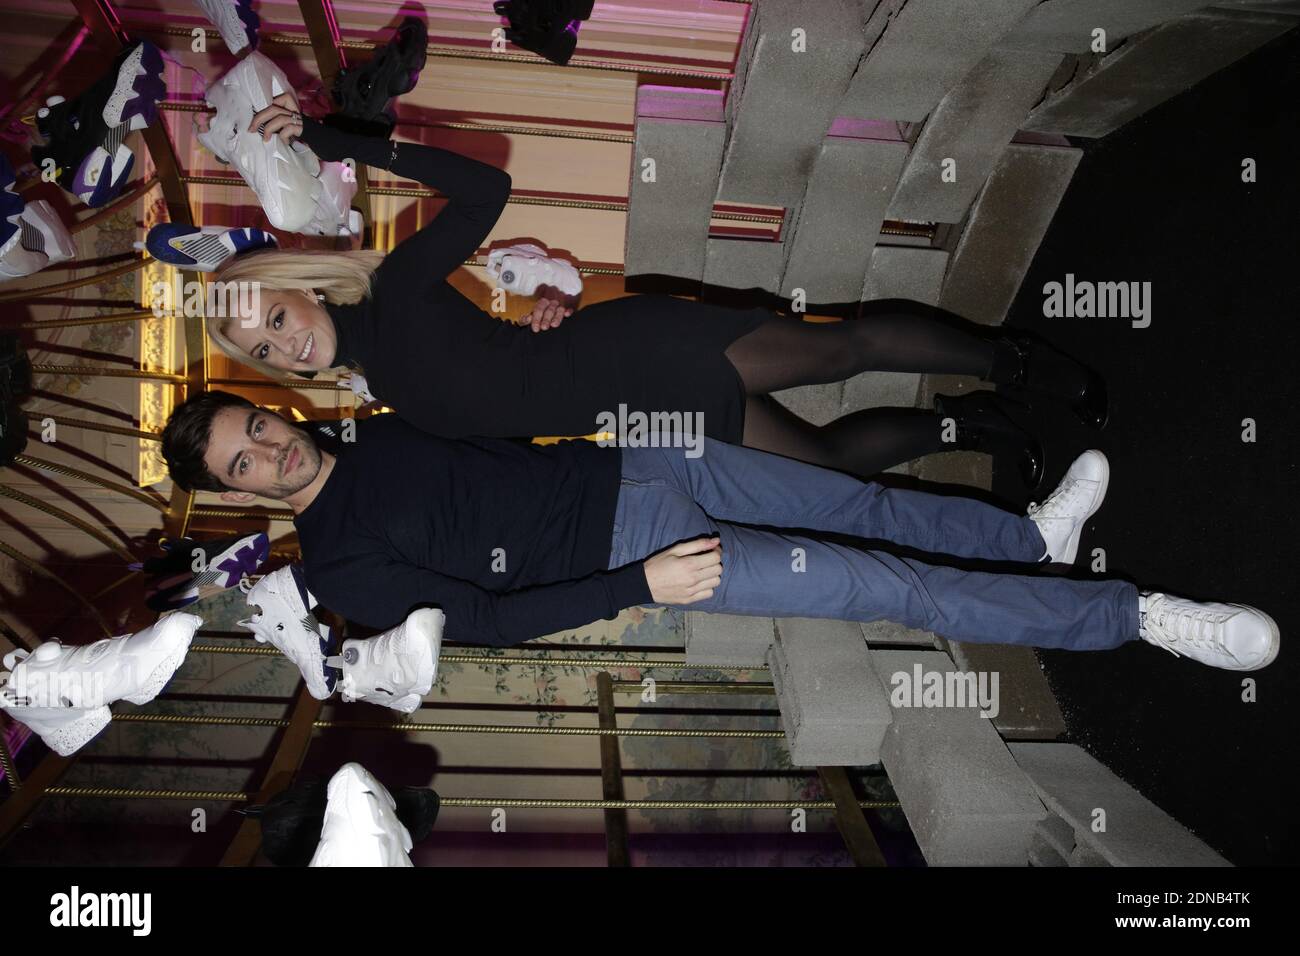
[1027,449,1109,565]
[329,608,443,714]
[239,565,337,699]
[197,52,324,234]
[0,612,201,755]
[486,243,583,297]
[1139,593,1280,671]
[309,762,414,867]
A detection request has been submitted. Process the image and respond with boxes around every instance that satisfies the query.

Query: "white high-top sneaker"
[1139,593,1280,671]
[1027,449,1109,565]
[328,608,443,714]
[486,243,583,298]
[0,612,201,755]
[309,762,414,867]
[197,52,323,234]
[192,0,260,55]
[239,565,337,699]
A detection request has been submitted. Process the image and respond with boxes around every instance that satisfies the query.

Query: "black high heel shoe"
[934,390,1046,491]
[989,331,1109,430]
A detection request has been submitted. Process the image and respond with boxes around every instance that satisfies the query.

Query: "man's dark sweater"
[293,414,653,645]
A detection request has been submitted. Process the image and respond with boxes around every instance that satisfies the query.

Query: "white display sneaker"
[304,160,360,238]
[239,564,337,699]
[486,243,583,297]
[1139,592,1280,671]
[328,608,443,714]
[0,612,202,756]
[0,200,77,282]
[1026,449,1109,565]
[197,52,324,234]
[309,762,414,867]
[193,0,260,55]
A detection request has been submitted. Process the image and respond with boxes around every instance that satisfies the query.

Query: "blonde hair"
[206,248,386,379]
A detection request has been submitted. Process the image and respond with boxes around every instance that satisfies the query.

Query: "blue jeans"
[607,440,1139,651]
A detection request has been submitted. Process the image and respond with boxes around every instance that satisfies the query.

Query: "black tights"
[724,300,998,478]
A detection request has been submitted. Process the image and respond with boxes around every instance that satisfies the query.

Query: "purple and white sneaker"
[30,40,167,208]
[143,223,277,272]
[134,531,270,611]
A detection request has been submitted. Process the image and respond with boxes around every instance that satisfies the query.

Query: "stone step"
[1008,742,1232,866]
[870,648,1048,865]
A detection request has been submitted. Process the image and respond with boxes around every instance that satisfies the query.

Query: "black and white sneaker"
[30,40,167,208]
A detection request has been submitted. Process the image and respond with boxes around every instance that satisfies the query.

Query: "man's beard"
[267,424,321,498]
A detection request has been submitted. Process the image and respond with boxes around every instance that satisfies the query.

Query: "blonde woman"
[207,92,1109,487]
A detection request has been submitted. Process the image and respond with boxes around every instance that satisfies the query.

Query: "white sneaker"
[239,565,337,699]
[193,0,259,55]
[309,762,414,867]
[1139,592,1280,671]
[1027,449,1109,564]
[486,243,583,297]
[304,160,360,238]
[197,52,323,234]
[0,612,201,755]
[329,608,443,714]
[1,200,76,282]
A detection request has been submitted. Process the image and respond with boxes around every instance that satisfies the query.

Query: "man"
[160,391,1279,704]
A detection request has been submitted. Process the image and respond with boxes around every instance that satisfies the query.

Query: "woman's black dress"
[299,118,768,443]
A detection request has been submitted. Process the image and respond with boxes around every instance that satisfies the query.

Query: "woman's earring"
[316,293,325,302]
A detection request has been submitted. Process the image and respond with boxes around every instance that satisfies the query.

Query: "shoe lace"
[1142,594,1236,661]
[1027,476,1086,520]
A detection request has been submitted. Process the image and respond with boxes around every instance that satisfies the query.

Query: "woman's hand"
[643,536,723,605]
[519,296,573,333]
[249,92,305,144]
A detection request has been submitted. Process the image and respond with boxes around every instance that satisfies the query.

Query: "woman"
[208,93,1106,488]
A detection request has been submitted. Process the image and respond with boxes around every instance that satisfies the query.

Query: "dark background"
[992,26,1299,866]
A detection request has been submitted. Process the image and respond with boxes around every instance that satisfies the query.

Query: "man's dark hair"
[161,390,259,493]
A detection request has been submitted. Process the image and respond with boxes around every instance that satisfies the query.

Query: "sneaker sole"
[1059,451,1110,565]
[121,613,200,705]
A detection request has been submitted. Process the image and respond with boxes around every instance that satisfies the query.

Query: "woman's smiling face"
[223,288,338,372]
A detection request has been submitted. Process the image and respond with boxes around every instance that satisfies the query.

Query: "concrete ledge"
[717,0,867,206]
[871,649,1048,865]
[703,235,791,294]
[780,126,910,302]
[1000,0,1222,54]
[1022,9,1299,137]
[684,612,775,668]
[625,86,726,281]
[938,141,1082,326]
[840,0,1039,122]
[768,617,892,767]
[1008,742,1232,866]
[887,47,1064,223]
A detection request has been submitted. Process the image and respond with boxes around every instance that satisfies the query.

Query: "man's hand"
[643,536,722,605]
[518,296,573,333]
[249,92,304,144]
